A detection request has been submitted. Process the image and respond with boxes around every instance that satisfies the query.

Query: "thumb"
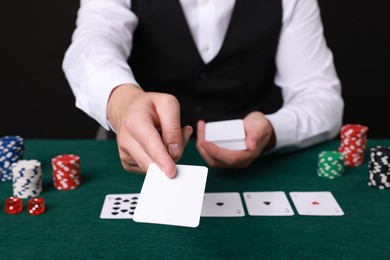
[244,117,262,151]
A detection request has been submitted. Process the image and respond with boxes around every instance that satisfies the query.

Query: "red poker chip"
[52,154,80,165]
[340,137,367,147]
[51,154,81,190]
[342,153,364,166]
[339,146,365,154]
[339,124,368,167]
[53,178,81,190]
[51,155,80,167]
[340,124,368,138]
[52,168,80,175]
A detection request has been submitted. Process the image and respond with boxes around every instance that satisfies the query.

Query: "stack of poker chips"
[368,146,390,189]
[317,151,346,179]
[338,124,368,166]
[0,136,24,182]
[52,154,81,190]
[12,159,43,199]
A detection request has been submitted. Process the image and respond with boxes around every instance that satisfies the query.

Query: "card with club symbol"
[243,191,294,216]
[201,192,245,217]
[100,193,140,219]
[289,191,344,216]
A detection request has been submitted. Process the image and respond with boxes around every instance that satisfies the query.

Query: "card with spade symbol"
[243,191,294,216]
[100,194,139,219]
[289,192,344,216]
[201,192,245,217]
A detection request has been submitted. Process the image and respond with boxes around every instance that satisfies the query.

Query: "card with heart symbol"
[201,192,245,217]
[289,191,344,216]
[243,191,294,216]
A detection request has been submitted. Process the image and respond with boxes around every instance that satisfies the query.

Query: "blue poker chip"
[0,136,24,182]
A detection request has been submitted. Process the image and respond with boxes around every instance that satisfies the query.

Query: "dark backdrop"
[1,0,389,139]
[319,0,390,137]
[0,0,98,138]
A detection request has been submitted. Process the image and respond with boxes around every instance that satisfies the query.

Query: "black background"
[1,0,389,139]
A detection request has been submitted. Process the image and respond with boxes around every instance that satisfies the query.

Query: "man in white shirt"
[63,0,344,178]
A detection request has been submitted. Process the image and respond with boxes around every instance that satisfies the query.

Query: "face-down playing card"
[205,119,247,150]
[201,192,245,217]
[289,191,344,216]
[243,191,294,216]
[100,194,140,219]
[133,163,208,228]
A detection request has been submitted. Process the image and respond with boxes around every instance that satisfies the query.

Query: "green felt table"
[0,139,389,260]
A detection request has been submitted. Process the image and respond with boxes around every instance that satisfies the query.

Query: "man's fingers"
[244,112,275,153]
[201,141,250,167]
[117,135,153,173]
[117,92,199,178]
[154,94,183,159]
[182,125,193,148]
[196,120,206,142]
[196,121,230,166]
[196,119,258,168]
[121,162,144,174]
[244,122,261,151]
[132,122,177,178]
[122,110,176,178]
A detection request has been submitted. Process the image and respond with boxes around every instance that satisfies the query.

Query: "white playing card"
[100,193,140,219]
[133,163,208,228]
[243,191,294,216]
[289,191,344,216]
[205,119,247,150]
[201,192,245,217]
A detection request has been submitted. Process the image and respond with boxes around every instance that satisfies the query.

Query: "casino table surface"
[1,139,389,260]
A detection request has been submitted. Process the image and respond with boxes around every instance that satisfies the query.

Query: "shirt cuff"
[87,66,139,131]
[265,111,297,152]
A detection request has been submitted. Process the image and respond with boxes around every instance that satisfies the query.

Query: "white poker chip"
[11,159,43,198]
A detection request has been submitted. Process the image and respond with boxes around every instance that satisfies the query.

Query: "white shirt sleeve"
[265,0,344,152]
[62,0,138,130]
[63,0,343,148]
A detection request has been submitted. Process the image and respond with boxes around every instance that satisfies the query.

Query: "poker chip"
[338,124,368,166]
[11,159,43,199]
[51,154,81,190]
[317,151,345,179]
[368,146,390,189]
[0,135,24,182]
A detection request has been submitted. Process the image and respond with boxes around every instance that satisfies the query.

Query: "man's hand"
[196,112,275,168]
[107,84,193,178]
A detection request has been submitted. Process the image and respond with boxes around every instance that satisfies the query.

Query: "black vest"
[129,0,283,129]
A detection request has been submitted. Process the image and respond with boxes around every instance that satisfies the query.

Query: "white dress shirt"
[63,0,344,151]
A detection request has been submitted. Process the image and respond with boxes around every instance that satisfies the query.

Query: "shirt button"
[202,44,210,52]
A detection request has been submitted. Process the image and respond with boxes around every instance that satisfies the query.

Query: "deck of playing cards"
[205,119,247,150]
